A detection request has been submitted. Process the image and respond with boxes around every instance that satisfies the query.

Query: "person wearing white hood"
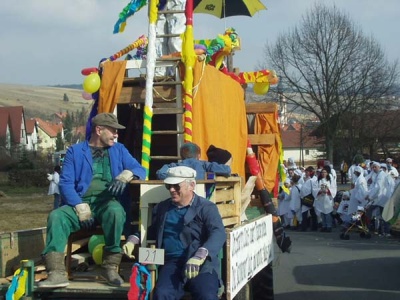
[347,166,369,215]
[365,162,387,234]
[300,166,318,231]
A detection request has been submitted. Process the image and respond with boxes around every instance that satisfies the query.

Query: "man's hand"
[123,235,140,259]
[74,203,95,230]
[108,170,134,196]
[185,248,208,279]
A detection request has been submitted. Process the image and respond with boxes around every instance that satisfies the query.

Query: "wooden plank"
[118,85,177,104]
[248,133,276,146]
[217,203,239,218]
[222,216,240,227]
[245,102,278,114]
[214,188,234,202]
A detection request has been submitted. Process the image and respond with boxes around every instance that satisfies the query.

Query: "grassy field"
[0,83,92,119]
[0,184,52,233]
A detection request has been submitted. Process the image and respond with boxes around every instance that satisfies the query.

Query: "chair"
[65,226,104,279]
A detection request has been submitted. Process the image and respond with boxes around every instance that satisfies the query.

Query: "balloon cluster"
[81,67,100,100]
[88,235,105,265]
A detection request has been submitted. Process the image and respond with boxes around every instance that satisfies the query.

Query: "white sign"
[138,247,165,265]
[228,214,274,298]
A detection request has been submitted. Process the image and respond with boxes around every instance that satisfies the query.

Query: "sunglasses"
[165,183,181,190]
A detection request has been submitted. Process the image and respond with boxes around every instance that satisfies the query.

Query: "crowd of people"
[277,157,398,237]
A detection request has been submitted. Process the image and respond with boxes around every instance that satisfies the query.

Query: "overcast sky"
[0,0,398,86]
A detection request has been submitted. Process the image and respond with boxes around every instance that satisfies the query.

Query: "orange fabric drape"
[254,112,281,192]
[191,61,247,178]
[98,60,127,113]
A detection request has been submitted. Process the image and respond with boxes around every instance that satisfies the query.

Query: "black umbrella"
[193,0,267,18]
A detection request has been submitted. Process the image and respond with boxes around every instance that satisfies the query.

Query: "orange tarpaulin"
[254,112,281,192]
[98,60,127,114]
[192,61,247,178]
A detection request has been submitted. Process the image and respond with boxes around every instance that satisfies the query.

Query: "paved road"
[273,228,400,300]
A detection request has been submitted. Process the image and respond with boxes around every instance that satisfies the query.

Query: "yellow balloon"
[253,82,270,95]
[92,243,105,265]
[83,73,101,94]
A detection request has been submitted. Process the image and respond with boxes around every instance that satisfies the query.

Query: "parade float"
[1,0,291,299]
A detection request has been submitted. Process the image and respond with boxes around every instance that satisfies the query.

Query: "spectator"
[313,166,337,232]
[47,165,61,209]
[340,160,348,185]
[300,166,318,231]
[149,166,226,299]
[38,113,145,288]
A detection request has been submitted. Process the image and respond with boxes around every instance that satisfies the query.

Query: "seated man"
[156,142,232,180]
[38,113,146,288]
[149,166,226,300]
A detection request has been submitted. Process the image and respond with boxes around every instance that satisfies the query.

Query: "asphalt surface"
[272,226,400,300]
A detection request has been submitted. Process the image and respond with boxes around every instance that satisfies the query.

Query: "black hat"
[206,145,232,164]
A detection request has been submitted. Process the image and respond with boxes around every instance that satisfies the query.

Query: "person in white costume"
[347,166,369,215]
[313,166,337,232]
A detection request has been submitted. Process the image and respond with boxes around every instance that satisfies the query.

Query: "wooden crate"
[209,177,242,228]
[0,228,46,278]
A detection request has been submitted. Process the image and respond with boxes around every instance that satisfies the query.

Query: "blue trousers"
[321,212,333,229]
[153,259,219,300]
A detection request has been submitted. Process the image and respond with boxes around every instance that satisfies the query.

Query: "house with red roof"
[33,118,64,152]
[25,119,39,152]
[281,122,324,166]
[0,106,28,154]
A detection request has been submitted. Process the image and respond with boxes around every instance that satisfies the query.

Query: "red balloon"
[81,67,99,76]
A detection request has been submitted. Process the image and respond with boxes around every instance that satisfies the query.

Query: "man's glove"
[123,235,140,259]
[108,170,134,197]
[185,247,208,279]
[74,203,95,230]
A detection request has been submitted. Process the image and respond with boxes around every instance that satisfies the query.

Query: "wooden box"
[0,227,46,277]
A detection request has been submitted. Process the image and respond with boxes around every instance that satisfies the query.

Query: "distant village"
[0,102,325,168]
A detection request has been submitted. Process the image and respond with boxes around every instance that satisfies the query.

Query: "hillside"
[0,83,92,119]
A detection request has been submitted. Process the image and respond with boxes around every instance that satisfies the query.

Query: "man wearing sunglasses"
[148,166,226,300]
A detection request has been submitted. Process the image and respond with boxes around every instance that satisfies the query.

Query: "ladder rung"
[157,33,181,38]
[153,81,182,86]
[158,10,185,14]
[153,108,184,115]
[156,57,182,62]
[150,156,180,160]
[152,130,184,135]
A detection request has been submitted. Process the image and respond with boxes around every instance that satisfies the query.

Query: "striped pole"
[183,0,196,142]
[141,0,158,179]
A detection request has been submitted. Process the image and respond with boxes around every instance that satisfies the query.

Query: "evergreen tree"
[63,93,69,102]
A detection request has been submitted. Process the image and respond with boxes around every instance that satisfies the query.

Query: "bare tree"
[262,3,399,162]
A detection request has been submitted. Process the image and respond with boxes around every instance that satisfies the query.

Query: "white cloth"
[299,176,317,212]
[348,172,368,214]
[289,183,302,222]
[368,170,387,207]
[47,172,60,195]
[277,189,291,216]
[155,0,186,76]
[313,178,336,214]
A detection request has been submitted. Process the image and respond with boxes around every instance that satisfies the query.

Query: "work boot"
[37,252,69,288]
[101,250,124,286]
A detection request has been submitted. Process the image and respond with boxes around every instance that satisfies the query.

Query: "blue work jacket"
[59,141,145,206]
[148,193,226,276]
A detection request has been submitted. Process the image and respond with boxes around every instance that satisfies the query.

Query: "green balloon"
[88,235,105,254]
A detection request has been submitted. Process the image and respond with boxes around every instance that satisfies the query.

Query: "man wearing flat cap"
[39,113,146,288]
[149,166,226,300]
